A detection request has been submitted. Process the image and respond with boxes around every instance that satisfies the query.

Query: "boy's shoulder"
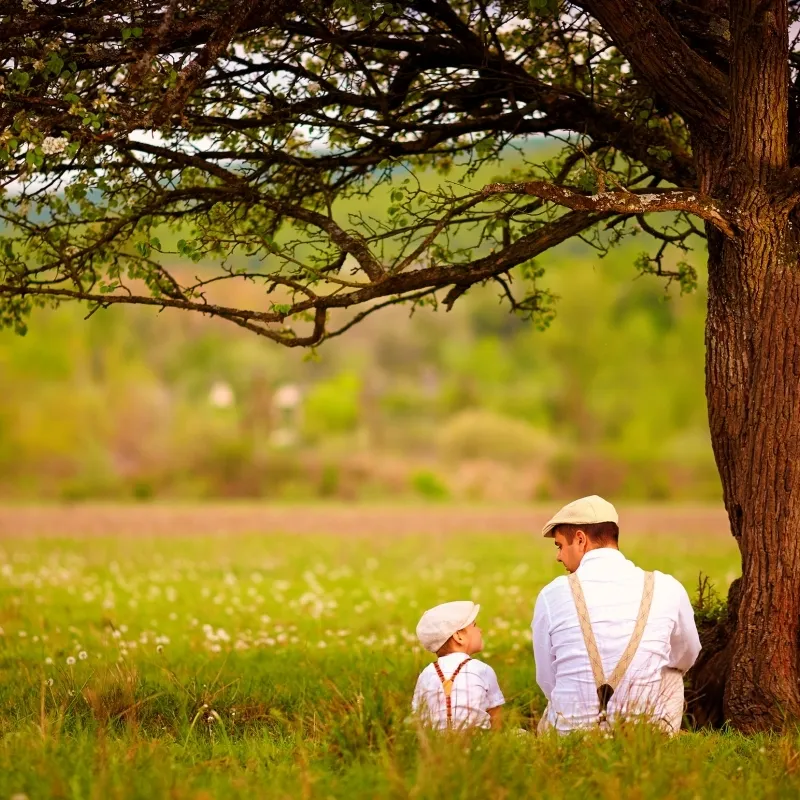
[462,657,498,678]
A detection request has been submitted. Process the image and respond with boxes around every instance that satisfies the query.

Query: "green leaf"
[46,54,64,76]
[11,71,30,89]
[122,28,132,41]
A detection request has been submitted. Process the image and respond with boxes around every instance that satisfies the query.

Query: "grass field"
[0,505,797,799]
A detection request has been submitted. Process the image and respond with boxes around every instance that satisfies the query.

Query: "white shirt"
[532,548,701,732]
[412,653,505,730]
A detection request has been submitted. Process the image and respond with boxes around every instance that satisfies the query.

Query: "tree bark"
[699,0,800,732]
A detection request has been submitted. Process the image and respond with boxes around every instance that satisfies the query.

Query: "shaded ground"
[0,502,729,538]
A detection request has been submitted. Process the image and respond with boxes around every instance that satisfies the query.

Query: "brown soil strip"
[0,503,730,539]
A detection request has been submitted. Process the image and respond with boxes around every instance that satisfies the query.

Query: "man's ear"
[576,529,587,548]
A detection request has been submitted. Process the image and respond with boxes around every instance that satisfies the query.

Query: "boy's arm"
[483,665,505,729]
[411,673,424,713]
[487,705,503,729]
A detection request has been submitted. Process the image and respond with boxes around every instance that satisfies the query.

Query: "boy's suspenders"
[433,657,472,729]
[568,571,655,723]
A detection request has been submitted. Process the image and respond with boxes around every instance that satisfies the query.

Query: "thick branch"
[480,182,735,237]
[578,0,729,130]
[0,210,606,347]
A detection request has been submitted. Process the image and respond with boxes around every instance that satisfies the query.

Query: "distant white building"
[270,383,302,447]
[209,381,235,409]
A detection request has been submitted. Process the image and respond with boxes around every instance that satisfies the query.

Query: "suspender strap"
[433,657,471,729]
[568,570,655,717]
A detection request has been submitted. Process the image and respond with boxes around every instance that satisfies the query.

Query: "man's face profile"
[553,528,588,574]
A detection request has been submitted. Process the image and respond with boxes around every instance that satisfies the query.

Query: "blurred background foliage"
[0,147,718,504]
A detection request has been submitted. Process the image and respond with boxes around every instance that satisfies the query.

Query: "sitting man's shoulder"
[652,569,688,592]
[537,574,570,602]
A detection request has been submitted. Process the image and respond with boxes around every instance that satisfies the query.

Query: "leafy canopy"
[2,0,789,342]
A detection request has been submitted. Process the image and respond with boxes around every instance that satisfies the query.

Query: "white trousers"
[537,668,685,735]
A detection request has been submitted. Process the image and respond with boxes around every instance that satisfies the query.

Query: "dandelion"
[18,630,27,638]
[318,641,327,649]
[66,656,75,665]
[45,678,53,687]
[156,645,163,654]
[44,657,53,665]
[77,650,87,661]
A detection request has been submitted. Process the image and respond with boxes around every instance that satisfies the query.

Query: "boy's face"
[454,621,483,655]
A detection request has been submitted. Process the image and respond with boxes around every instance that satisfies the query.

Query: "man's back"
[532,548,700,732]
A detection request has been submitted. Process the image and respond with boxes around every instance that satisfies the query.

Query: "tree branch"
[577,0,729,130]
[480,182,735,238]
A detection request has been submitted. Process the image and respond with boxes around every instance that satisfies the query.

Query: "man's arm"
[668,580,702,672]
[532,590,556,699]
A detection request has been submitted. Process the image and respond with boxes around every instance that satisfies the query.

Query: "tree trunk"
[695,0,800,732]
[706,238,800,731]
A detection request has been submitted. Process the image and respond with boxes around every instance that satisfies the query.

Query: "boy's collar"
[437,651,472,661]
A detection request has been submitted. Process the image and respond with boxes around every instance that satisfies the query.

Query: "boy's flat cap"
[416,601,480,653]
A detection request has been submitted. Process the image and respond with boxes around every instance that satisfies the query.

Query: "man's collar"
[579,548,625,567]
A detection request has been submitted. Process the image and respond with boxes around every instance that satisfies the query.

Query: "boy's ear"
[453,628,466,644]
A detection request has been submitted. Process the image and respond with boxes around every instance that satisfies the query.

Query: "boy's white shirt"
[412,653,505,730]
[532,548,701,733]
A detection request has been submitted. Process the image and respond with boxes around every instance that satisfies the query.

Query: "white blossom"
[41,137,68,155]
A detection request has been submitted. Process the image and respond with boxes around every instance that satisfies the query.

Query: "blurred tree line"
[0,232,717,503]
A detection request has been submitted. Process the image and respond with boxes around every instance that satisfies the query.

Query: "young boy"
[412,600,505,730]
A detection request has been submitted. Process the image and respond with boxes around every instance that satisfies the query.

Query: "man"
[532,495,701,733]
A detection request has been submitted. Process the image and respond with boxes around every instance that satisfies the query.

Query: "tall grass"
[1,526,786,799]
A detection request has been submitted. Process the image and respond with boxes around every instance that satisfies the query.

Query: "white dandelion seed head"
[44,657,53,665]
[66,656,76,665]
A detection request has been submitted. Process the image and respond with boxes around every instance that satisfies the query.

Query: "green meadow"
[1,518,795,799]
